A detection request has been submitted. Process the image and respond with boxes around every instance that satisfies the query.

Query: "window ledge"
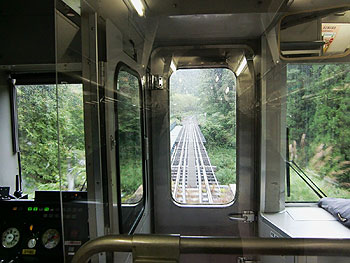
[260,206,350,238]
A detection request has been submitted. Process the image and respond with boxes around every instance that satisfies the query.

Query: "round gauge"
[42,229,60,249]
[2,228,20,248]
[27,238,37,248]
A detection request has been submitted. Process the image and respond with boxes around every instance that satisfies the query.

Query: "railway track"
[171,117,226,204]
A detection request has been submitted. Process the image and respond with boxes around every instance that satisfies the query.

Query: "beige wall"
[0,71,18,193]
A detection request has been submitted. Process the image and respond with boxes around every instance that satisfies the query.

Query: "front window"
[170,68,236,205]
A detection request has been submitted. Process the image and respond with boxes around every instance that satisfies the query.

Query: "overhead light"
[130,0,145,16]
[170,60,177,72]
[235,56,247,76]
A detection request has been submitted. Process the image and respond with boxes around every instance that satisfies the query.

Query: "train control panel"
[0,191,88,263]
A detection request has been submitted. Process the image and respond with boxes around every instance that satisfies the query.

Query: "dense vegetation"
[116,70,143,203]
[17,73,144,202]
[17,84,86,196]
[170,68,237,186]
[287,63,350,200]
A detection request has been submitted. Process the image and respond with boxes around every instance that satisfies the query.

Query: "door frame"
[149,45,259,237]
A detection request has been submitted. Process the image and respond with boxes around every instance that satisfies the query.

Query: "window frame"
[114,62,146,234]
[13,76,86,196]
[11,74,60,196]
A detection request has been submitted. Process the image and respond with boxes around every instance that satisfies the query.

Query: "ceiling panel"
[155,14,272,43]
[145,0,287,16]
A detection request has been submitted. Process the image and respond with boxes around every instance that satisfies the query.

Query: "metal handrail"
[72,234,350,263]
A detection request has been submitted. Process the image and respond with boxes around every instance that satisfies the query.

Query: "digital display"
[25,206,51,212]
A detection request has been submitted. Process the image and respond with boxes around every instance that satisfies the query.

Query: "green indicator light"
[28,207,33,211]
[44,207,49,212]
[33,207,38,212]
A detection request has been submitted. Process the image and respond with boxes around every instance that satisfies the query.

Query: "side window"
[115,65,144,233]
[16,84,86,198]
[286,63,350,202]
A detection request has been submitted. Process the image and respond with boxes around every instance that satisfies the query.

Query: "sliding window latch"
[228,211,255,223]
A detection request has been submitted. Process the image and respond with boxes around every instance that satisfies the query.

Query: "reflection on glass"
[16,84,86,198]
[170,68,236,205]
[286,64,350,201]
[116,70,143,204]
[57,84,86,192]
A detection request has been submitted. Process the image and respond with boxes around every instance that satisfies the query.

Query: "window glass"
[116,70,144,205]
[16,84,86,198]
[57,84,86,192]
[116,66,144,233]
[170,68,236,205]
[286,64,350,202]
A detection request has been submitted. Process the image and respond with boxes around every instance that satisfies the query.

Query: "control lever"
[13,175,22,199]
[14,152,23,199]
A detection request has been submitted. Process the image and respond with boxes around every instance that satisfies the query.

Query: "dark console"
[0,191,89,263]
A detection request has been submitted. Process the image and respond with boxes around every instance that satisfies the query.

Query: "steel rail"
[171,125,185,167]
[196,129,215,204]
[179,126,188,202]
[72,234,350,263]
[192,123,211,203]
[172,126,187,199]
[171,118,227,203]
[193,124,213,202]
[193,126,202,203]
[194,125,213,203]
[170,126,183,164]
[194,124,220,190]
[182,124,190,202]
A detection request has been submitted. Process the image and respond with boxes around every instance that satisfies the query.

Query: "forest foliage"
[17,84,86,195]
[287,63,350,199]
[17,72,144,202]
[116,70,143,203]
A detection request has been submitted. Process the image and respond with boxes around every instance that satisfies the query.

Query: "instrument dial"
[42,229,60,249]
[27,238,37,248]
[2,228,20,248]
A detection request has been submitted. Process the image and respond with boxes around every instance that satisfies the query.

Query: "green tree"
[58,84,86,190]
[17,84,86,194]
[198,68,236,147]
[116,71,143,202]
[308,64,350,184]
[17,85,60,191]
[286,63,350,194]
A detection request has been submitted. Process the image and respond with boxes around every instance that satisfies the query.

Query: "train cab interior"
[1,0,350,262]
